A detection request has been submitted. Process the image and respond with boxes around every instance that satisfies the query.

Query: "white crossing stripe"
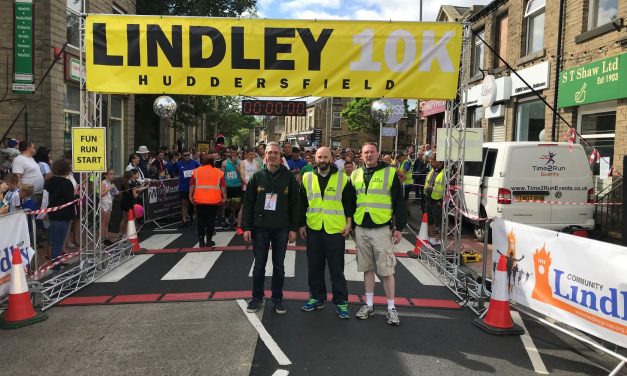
[393,237,415,253]
[96,255,154,283]
[212,231,236,247]
[512,312,549,374]
[161,252,222,280]
[397,258,444,286]
[140,234,181,250]
[344,254,379,282]
[248,250,296,277]
[345,239,357,250]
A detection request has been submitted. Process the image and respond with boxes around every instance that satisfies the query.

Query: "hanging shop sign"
[421,100,446,117]
[13,0,34,94]
[85,15,462,99]
[71,127,107,172]
[557,53,627,108]
[511,61,550,96]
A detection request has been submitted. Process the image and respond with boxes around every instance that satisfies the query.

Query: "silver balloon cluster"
[371,99,392,123]
[153,96,177,119]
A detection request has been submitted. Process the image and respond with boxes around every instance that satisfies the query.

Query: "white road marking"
[161,252,222,280]
[344,254,379,282]
[394,237,415,253]
[96,255,153,283]
[212,231,236,247]
[397,258,444,286]
[236,299,292,366]
[248,250,296,277]
[345,239,357,250]
[272,370,289,376]
[139,234,181,250]
[512,311,549,374]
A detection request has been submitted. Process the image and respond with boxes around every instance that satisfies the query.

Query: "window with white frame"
[515,99,545,141]
[67,0,82,48]
[308,114,313,129]
[473,30,485,77]
[588,0,618,30]
[467,106,484,128]
[64,85,80,152]
[524,0,545,55]
[332,112,341,129]
[110,96,124,174]
[495,14,508,67]
[578,102,616,177]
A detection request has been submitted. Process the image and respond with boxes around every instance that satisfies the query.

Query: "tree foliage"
[340,98,380,138]
[136,0,257,17]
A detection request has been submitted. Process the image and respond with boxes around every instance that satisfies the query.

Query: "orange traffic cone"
[127,209,143,253]
[473,254,524,335]
[408,213,429,258]
[0,248,47,329]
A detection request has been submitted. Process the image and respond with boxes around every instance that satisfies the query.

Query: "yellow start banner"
[86,15,462,99]
[72,127,107,172]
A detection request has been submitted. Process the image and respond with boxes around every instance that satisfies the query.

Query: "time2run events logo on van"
[532,151,565,176]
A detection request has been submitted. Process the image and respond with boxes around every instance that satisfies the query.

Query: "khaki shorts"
[354,226,396,276]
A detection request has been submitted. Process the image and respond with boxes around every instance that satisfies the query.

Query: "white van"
[462,142,594,240]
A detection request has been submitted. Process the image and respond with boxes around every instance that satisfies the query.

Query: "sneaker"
[356,305,374,320]
[386,308,400,326]
[301,298,324,312]
[336,303,351,319]
[236,227,244,235]
[274,301,287,315]
[247,299,262,313]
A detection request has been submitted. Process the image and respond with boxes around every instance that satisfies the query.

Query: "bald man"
[298,147,356,319]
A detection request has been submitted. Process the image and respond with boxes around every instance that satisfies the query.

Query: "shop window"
[580,110,615,176]
[67,0,82,48]
[588,0,618,30]
[472,29,485,77]
[515,100,545,141]
[495,15,508,67]
[467,106,484,128]
[63,85,80,152]
[332,112,341,129]
[524,0,545,55]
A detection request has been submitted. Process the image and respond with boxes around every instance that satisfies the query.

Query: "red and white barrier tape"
[28,199,80,215]
[32,251,80,279]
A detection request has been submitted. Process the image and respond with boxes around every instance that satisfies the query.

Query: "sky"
[256,0,492,22]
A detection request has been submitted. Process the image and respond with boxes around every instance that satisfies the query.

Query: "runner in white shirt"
[237,147,261,235]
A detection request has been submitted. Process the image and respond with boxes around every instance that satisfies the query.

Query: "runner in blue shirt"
[172,150,200,227]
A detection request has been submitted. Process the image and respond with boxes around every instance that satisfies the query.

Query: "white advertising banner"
[0,212,36,298]
[491,219,627,348]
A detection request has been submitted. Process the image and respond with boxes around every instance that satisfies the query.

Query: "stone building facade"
[465,0,625,178]
[0,0,136,174]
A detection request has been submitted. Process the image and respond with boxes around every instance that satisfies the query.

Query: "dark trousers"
[252,228,289,302]
[306,228,348,304]
[196,204,219,242]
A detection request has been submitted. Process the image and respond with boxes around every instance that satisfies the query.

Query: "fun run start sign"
[86,15,462,99]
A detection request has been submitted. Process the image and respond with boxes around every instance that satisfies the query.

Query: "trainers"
[274,301,287,315]
[356,305,374,320]
[336,303,351,319]
[236,227,244,235]
[301,298,325,312]
[247,299,262,313]
[386,308,400,326]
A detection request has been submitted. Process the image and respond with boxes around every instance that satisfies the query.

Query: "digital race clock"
[241,100,307,116]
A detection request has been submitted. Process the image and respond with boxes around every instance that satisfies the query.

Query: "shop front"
[421,100,446,147]
[558,53,627,178]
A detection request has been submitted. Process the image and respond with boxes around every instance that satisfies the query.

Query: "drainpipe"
[551,0,566,141]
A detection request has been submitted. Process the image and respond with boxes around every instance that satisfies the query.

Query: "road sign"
[72,127,107,172]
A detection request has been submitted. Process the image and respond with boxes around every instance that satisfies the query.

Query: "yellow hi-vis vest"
[303,171,348,234]
[351,166,395,225]
[402,160,414,185]
[431,170,446,200]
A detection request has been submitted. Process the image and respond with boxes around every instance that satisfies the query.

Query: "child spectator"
[119,169,146,239]
[101,169,118,246]
[0,173,21,214]
[20,184,36,244]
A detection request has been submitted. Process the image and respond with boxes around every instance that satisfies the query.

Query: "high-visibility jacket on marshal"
[425,169,445,200]
[351,166,395,225]
[302,171,348,234]
[192,165,224,204]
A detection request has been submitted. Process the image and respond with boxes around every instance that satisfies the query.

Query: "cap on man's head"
[6,139,18,148]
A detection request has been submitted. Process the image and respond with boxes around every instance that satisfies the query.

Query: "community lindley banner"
[85,15,462,99]
[491,219,627,348]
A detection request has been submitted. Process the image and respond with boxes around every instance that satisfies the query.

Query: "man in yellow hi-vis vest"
[298,147,356,319]
[423,153,445,245]
[351,142,406,326]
